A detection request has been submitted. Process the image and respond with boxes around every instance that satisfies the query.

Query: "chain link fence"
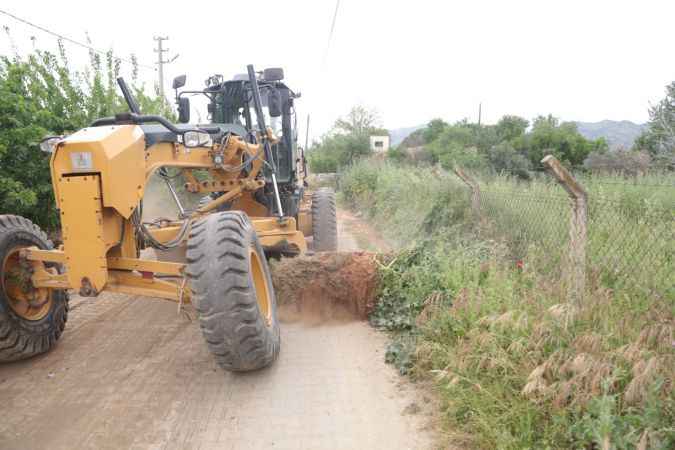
[585,197,673,297]
[454,158,674,300]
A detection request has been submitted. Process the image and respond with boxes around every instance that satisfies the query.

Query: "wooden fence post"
[541,155,587,305]
[453,166,481,221]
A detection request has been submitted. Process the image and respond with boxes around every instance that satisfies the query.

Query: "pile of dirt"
[270,252,380,323]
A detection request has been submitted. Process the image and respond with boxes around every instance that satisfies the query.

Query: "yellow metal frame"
[22,124,308,303]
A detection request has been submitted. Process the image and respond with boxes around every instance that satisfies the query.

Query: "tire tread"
[311,188,338,251]
[186,211,280,371]
[0,215,69,363]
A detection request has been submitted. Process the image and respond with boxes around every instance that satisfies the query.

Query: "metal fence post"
[453,166,481,221]
[541,155,587,305]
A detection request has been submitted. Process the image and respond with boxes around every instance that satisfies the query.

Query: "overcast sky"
[1,0,674,140]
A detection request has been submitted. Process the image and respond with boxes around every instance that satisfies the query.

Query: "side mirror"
[178,97,190,123]
[268,89,282,118]
[172,75,186,89]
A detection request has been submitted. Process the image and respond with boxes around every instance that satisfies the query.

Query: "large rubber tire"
[0,215,68,362]
[311,188,338,252]
[186,211,280,371]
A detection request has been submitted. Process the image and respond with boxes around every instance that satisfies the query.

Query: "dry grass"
[342,159,675,448]
[414,265,674,448]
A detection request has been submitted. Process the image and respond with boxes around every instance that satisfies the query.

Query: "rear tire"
[0,215,68,362]
[311,188,338,251]
[186,211,280,371]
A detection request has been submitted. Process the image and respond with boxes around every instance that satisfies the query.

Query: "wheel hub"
[249,247,272,327]
[2,248,53,321]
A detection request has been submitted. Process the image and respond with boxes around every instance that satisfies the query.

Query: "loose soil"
[271,251,380,323]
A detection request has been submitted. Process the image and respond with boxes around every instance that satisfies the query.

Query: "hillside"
[574,120,647,150]
[389,124,424,146]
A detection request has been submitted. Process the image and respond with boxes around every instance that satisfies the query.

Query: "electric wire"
[321,0,341,68]
[0,8,156,71]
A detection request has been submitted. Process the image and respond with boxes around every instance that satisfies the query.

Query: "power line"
[305,0,341,145]
[0,8,155,71]
[321,0,341,68]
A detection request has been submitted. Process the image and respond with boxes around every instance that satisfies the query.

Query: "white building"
[370,135,390,153]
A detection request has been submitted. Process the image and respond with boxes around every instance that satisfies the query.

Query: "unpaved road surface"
[0,210,434,450]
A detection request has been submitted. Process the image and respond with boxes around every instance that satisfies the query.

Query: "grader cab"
[0,65,337,371]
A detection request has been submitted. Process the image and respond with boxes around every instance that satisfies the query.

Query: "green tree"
[425,121,491,169]
[308,132,371,172]
[495,115,529,142]
[426,122,487,170]
[418,113,602,172]
[0,45,173,230]
[634,81,674,163]
[516,115,607,167]
[334,105,381,136]
[308,106,384,173]
[422,118,448,143]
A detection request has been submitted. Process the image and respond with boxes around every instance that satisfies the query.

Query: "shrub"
[307,147,339,173]
[487,142,532,176]
[583,150,652,175]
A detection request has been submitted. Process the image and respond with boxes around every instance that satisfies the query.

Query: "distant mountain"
[389,125,425,146]
[574,120,647,150]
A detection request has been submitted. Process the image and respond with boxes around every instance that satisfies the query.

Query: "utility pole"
[153,36,169,99]
[304,115,311,150]
[153,37,178,102]
[478,102,482,126]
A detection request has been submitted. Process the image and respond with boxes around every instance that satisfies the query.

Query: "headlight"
[39,136,64,153]
[183,131,212,148]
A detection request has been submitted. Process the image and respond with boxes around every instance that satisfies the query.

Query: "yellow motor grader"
[0,65,337,371]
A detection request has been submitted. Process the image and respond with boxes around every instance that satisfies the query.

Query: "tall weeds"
[340,159,675,449]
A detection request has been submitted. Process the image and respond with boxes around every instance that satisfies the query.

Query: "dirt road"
[0,210,434,450]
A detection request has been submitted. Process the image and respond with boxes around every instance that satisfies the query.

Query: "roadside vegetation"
[391,111,674,175]
[340,159,674,449]
[307,105,387,173]
[0,43,172,230]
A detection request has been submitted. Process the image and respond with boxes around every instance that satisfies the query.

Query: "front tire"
[186,211,280,371]
[0,215,68,362]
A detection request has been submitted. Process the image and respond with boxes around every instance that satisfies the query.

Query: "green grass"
[339,159,675,449]
[339,161,471,246]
